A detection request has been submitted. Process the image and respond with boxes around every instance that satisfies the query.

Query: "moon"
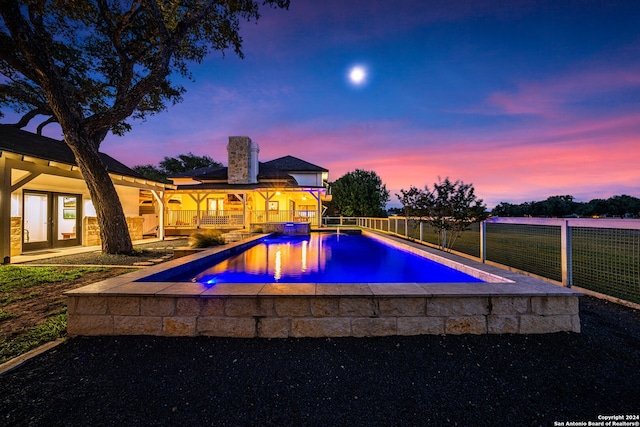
[349,66,367,85]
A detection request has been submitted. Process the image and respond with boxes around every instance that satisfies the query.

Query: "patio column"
[151,190,165,240]
[232,192,247,229]
[317,190,321,227]
[0,155,10,263]
[189,194,207,228]
[242,192,247,229]
[307,190,322,228]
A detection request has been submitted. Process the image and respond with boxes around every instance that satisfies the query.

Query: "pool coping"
[65,231,582,337]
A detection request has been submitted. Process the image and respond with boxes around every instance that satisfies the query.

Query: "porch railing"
[166,209,319,227]
[166,210,245,227]
[249,210,319,226]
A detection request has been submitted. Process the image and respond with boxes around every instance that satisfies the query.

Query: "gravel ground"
[21,238,189,266]
[1,295,639,427]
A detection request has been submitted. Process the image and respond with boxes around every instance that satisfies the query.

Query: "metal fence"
[328,216,640,305]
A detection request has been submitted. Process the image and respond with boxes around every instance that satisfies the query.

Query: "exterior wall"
[83,216,144,246]
[115,186,141,217]
[289,172,324,186]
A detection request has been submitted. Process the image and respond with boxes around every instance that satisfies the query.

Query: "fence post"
[419,221,423,242]
[405,217,408,237]
[394,218,398,235]
[480,221,486,263]
[561,220,573,287]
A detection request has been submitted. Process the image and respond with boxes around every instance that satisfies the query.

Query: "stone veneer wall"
[83,216,144,246]
[66,294,581,337]
[10,217,21,256]
[250,222,311,235]
[227,136,257,184]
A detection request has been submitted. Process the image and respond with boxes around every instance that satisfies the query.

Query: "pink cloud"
[239,111,640,207]
[487,68,640,118]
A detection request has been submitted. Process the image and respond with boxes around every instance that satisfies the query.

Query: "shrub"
[189,230,225,248]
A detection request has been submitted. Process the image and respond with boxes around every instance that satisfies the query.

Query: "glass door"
[23,192,51,251]
[22,191,81,252]
[54,195,80,248]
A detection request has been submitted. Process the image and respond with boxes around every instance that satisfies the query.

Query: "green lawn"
[0,266,110,365]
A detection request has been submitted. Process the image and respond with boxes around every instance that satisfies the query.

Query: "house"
[0,129,330,261]
[0,125,172,263]
[164,136,330,234]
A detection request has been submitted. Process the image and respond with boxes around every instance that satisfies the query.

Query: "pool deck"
[65,231,582,337]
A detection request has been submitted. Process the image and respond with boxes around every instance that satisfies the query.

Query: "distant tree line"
[133,153,221,183]
[491,195,640,218]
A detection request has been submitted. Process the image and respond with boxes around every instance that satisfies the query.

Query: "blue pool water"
[188,233,482,284]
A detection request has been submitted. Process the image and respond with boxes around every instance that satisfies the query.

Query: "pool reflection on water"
[191,233,483,284]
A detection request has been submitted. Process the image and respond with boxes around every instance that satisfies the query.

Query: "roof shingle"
[0,125,144,179]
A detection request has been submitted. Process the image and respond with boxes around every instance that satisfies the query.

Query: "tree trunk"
[64,132,134,254]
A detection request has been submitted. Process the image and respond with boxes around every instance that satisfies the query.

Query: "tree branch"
[36,116,57,135]
[11,108,43,128]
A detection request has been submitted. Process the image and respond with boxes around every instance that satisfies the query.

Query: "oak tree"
[330,169,390,217]
[133,152,222,182]
[0,0,288,253]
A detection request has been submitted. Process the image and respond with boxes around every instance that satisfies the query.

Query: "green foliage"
[189,230,225,248]
[160,153,222,175]
[397,177,487,251]
[0,0,290,135]
[132,164,170,183]
[330,169,390,217]
[0,312,67,364]
[133,152,222,182]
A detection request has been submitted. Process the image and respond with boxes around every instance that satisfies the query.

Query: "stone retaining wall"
[83,216,144,246]
[250,222,310,235]
[67,293,580,337]
[10,217,21,256]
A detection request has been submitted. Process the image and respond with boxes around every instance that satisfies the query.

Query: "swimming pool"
[187,233,483,284]
[66,230,582,337]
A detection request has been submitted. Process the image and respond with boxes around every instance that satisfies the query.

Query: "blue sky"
[10,0,640,207]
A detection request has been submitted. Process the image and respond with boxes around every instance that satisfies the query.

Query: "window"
[208,198,224,213]
[268,201,279,212]
[299,205,316,217]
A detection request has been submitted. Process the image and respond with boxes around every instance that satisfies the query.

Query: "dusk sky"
[10,0,640,207]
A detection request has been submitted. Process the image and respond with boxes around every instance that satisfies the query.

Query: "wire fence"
[325,216,640,304]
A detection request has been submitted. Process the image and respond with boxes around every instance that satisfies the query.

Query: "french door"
[22,191,81,252]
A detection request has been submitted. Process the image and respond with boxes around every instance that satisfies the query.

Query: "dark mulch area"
[1,296,639,427]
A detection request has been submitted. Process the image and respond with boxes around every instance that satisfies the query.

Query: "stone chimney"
[227,136,259,184]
